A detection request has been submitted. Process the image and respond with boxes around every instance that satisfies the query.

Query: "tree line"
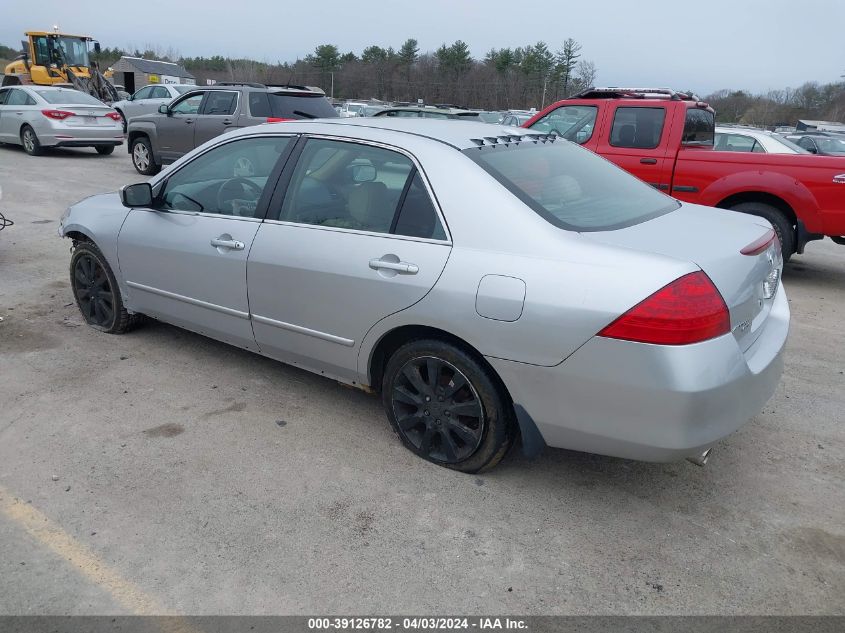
[3,39,843,124]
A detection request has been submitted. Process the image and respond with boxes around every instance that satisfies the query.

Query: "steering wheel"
[216,177,263,216]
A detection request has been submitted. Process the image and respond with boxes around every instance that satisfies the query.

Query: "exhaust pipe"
[686,448,712,467]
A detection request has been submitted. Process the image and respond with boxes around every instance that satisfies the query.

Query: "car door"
[247,137,452,382]
[0,88,30,142]
[597,105,672,192]
[193,90,240,148]
[117,134,297,350]
[123,86,155,120]
[157,91,205,161]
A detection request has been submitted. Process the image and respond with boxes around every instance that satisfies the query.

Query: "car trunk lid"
[584,203,782,352]
[52,105,116,127]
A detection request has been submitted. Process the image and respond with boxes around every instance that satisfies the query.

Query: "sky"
[3,0,843,96]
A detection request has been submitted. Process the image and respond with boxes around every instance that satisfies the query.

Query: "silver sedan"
[59,119,789,472]
[0,86,123,155]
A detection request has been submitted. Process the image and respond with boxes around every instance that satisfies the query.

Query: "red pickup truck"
[524,88,845,259]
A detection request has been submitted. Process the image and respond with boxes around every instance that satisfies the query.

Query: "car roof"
[228,117,546,151]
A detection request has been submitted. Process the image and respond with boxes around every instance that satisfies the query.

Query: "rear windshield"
[249,92,338,119]
[466,139,679,232]
[173,86,193,94]
[35,89,104,105]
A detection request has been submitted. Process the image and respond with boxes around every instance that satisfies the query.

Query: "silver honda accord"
[59,119,789,472]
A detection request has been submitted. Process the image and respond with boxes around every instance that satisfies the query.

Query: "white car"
[339,101,368,118]
[714,126,808,154]
[0,85,123,155]
[111,84,195,130]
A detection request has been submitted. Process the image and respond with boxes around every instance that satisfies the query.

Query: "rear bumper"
[488,286,789,462]
[40,128,125,147]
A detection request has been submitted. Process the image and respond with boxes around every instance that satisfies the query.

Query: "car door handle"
[211,237,245,250]
[222,119,233,126]
[640,158,657,164]
[369,258,419,274]
[185,119,194,124]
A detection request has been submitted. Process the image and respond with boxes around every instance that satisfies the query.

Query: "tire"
[69,241,137,334]
[95,145,115,155]
[730,201,795,261]
[382,339,516,473]
[20,125,43,156]
[130,136,160,175]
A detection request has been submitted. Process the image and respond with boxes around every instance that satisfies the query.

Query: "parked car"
[339,101,368,117]
[501,112,534,127]
[789,134,845,156]
[525,87,845,258]
[359,105,386,117]
[127,83,338,175]
[60,118,787,472]
[111,83,195,131]
[476,111,505,124]
[0,85,123,155]
[373,107,481,120]
[714,126,808,154]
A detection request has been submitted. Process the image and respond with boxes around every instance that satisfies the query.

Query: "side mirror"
[120,183,153,208]
[158,104,170,115]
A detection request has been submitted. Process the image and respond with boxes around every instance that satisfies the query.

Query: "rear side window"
[267,93,338,119]
[466,140,679,232]
[249,92,271,118]
[610,107,665,149]
[682,108,714,146]
[715,133,762,153]
[393,172,447,240]
[6,89,35,106]
[202,91,238,115]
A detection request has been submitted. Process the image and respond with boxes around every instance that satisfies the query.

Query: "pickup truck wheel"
[131,137,160,175]
[730,202,795,261]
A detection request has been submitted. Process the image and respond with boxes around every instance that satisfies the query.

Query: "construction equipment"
[2,28,119,103]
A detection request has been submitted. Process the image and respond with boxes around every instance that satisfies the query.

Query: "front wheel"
[21,125,43,156]
[382,339,516,473]
[95,145,115,155]
[131,137,160,175]
[70,241,136,334]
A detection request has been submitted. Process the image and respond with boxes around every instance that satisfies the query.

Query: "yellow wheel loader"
[3,30,119,103]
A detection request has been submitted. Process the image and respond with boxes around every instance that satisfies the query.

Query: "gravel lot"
[0,143,843,615]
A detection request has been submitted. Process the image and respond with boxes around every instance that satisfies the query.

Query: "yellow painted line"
[0,486,201,633]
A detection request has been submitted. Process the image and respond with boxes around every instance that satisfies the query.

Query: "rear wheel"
[131,136,159,175]
[382,339,516,473]
[730,201,794,261]
[95,145,115,155]
[70,241,135,334]
[20,125,43,156]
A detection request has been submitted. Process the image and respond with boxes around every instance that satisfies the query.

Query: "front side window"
[815,137,845,154]
[32,36,50,66]
[466,139,679,232]
[133,86,154,100]
[171,93,204,114]
[279,138,445,239]
[158,136,293,217]
[610,107,666,149]
[682,108,714,146]
[529,105,598,144]
[202,91,238,116]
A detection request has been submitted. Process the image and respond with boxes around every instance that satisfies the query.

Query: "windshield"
[466,139,679,232]
[54,36,90,67]
[816,137,845,154]
[173,86,193,94]
[34,89,104,105]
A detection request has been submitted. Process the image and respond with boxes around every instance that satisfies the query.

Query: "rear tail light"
[105,111,122,121]
[598,271,730,345]
[740,229,776,256]
[266,117,293,123]
[41,109,74,120]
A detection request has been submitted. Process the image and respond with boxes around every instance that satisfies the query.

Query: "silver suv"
[127,83,338,174]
